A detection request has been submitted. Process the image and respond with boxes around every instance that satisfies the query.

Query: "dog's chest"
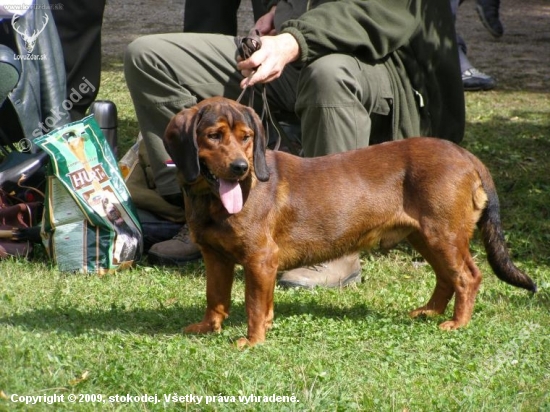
[188,199,248,256]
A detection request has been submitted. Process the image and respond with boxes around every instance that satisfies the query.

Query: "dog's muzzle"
[200,160,247,215]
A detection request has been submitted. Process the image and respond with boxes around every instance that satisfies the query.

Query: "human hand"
[237,33,300,87]
[254,5,277,35]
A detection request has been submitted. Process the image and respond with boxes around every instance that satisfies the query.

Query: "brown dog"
[164,96,536,347]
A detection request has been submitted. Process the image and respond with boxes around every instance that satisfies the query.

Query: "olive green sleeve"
[280,0,423,64]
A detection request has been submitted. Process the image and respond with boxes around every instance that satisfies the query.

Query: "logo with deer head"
[11,13,49,54]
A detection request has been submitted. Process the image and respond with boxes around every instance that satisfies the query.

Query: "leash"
[235,29,261,105]
[236,30,299,154]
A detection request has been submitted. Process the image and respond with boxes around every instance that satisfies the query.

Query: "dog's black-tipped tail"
[477,167,537,293]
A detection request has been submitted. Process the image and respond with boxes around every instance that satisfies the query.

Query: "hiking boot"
[462,68,496,91]
[147,224,202,266]
[278,254,362,289]
[476,0,503,38]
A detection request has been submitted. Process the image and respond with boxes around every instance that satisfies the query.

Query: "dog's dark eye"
[207,132,222,140]
[243,134,252,142]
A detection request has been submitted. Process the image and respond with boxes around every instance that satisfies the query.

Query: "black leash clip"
[237,29,262,60]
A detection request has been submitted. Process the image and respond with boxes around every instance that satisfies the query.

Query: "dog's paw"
[409,308,441,318]
[438,320,465,330]
[236,337,251,349]
[184,322,219,334]
[235,336,265,349]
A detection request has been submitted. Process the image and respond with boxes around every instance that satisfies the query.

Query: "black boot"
[476,0,503,38]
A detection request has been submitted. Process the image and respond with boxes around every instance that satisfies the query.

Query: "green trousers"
[124,33,394,197]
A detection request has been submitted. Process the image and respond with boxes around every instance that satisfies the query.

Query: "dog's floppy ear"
[244,106,269,182]
[163,106,201,184]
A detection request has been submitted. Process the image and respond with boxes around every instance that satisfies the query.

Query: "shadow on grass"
[0,304,202,336]
[0,298,416,338]
[2,283,545,339]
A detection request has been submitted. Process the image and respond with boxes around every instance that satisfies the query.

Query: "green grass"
[1,63,549,411]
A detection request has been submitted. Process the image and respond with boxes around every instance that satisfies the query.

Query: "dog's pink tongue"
[219,179,243,214]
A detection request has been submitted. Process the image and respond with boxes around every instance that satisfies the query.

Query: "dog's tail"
[474,156,537,293]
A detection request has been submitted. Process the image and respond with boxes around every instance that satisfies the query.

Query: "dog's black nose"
[230,159,249,176]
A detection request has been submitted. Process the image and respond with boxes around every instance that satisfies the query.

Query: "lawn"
[1,33,550,412]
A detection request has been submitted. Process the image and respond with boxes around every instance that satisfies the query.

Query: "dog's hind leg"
[408,232,455,318]
[439,252,483,330]
[184,247,235,335]
[408,231,483,329]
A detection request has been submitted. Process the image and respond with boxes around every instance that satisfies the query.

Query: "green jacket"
[268,0,464,143]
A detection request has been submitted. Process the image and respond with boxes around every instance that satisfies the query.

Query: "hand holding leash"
[236,29,262,101]
[236,30,301,154]
[237,31,299,89]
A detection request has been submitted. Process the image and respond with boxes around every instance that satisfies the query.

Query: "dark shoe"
[462,68,496,91]
[147,224,201,266]
[476,0,503,38]
[137,209,182,252]
[278,254,362,289]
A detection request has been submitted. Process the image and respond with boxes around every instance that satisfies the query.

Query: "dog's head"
[163,97,269,214]
[102,196,124,225]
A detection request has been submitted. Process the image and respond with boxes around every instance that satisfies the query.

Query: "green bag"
[34,115,142,274]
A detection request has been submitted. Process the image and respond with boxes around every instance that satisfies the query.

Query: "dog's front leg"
[184,247,235,335]
[237,247,279,348]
